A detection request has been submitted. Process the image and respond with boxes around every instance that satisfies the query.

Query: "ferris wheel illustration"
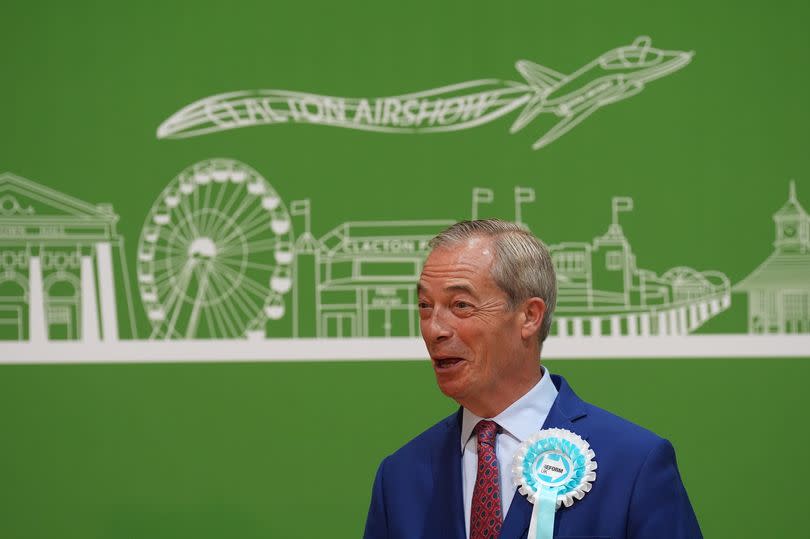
[137,158,294,339]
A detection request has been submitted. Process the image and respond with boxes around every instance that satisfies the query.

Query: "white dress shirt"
[460,367,558,538]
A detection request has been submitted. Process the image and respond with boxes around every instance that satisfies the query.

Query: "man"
[364,219,702,539]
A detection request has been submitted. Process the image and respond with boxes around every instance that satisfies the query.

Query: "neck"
[462,363,544,418]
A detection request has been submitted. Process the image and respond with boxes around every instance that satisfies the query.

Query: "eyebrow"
[445,284,475,295]
[416,282,477,296]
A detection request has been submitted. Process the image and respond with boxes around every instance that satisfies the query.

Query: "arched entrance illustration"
[44,272,81,340]
[0,271,28,340]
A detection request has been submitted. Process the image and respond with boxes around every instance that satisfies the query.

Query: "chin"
[435,379,467,402]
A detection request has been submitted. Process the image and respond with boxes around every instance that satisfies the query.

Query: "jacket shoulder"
[386,410,458,463]
[554,375,666,454]
[578,399,672,467]
[585,401,663,440]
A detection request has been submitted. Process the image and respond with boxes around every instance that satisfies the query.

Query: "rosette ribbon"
[511,428,597,539]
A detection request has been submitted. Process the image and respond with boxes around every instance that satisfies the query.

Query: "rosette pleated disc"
[137,159,294,339]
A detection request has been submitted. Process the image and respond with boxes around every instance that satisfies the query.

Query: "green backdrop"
[2,1,809,537]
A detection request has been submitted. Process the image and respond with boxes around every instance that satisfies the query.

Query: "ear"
[520,297,546,341]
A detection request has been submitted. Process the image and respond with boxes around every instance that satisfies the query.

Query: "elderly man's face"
[417,236,530,414]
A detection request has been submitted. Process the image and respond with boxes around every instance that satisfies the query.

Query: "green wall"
[2,359,809,537]
[2,1,809,537]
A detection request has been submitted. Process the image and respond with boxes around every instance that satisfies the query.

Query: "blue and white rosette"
[511,428,596,539]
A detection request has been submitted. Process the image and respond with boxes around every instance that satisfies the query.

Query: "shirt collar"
[460,366,558,453]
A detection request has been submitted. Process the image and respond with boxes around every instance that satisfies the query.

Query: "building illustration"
[301,220,453,338]
[0,172,136,342]
[734,181,810,334]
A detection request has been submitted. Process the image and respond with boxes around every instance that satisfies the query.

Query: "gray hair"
[428,219,557,343]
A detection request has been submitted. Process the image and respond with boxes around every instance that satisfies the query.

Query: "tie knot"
[474,420,499,445]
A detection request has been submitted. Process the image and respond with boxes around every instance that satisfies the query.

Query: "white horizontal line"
[0,335,808,364]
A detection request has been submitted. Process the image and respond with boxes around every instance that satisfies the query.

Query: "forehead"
[418,236,498,292]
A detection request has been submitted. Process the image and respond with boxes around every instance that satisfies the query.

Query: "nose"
[421,307,453,343]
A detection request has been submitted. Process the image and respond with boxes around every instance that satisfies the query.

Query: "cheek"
[457,326,488,355]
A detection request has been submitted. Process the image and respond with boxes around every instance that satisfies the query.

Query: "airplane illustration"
[156,36,692,150]
[511,36,694,149]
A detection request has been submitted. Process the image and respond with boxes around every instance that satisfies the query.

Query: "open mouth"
[434,357,464,369]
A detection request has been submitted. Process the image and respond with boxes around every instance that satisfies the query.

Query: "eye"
[453,300,472,310]
[418,300,432,310]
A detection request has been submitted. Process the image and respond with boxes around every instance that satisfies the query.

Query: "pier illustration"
[549,197,730,338]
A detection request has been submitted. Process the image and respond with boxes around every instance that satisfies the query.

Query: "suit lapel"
[499,374,589,539]
[423,410,466,539]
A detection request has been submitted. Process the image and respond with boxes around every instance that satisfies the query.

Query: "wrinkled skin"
[417,236,546,417]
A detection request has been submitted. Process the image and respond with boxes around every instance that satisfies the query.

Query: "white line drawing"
[548,195,731,338]
[156,36,693,150]
[135,167,730,341]
[734,181,810,333]
[0,172,136,342]
[2,167,808,364]
[471,188,494,220]
[137,159,294,339]
[509,37,693,149]
[514,187,535,229]
[310,220,454,339]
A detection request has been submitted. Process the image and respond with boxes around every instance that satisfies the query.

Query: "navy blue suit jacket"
[364,374,702,538]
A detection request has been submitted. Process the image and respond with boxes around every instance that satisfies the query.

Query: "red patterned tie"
[470,420,502,539]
